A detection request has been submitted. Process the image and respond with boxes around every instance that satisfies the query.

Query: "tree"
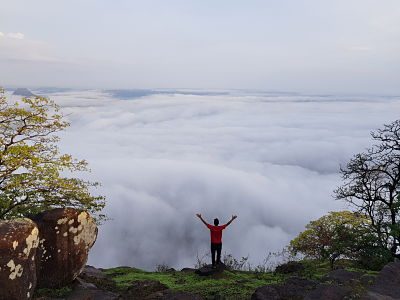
[289,211,373,269]
[0,89,105,221]
[335,120,400,259]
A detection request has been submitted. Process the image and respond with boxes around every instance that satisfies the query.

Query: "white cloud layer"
[6,32,24,39]
[10,90,400,270]
[0,31,25,39]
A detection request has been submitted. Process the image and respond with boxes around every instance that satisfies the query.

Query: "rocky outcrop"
[76,267,205,300]
[252,276,317,300]
[195,263,228,276]
[146,290,204,300]
[123,280,169,299]
[252,268,372,300]
[251,285,280,300]
[363,261,400,299]
[180,268,196,273]
[275,261,305,275]
[304,284,353,300]
[66,277,120,300]
[0,218,39,300]
[322,268,363,284]
[31,208,98,288]
[121,280,204,300]
[79,265,119,293]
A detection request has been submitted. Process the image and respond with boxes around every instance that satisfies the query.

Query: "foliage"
[356,243,393,271]
[289,211,375,269]
[335,120,400,258]
[155,263,172,272]
[0,89,105,221]
[222,253,250,271]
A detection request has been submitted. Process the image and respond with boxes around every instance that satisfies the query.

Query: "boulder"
[165,268,176,273]
[147,290,204,300]
[123,280,168,299]
[67,289,120,300]
[32,208,98,288]
[251,277,317,300]
[66,277,120,300]
[180,268,196,273]
[251,285,280,300]
[80,265,107,280]
[0,218,39,300]
[359,274,376,287]
[363,261,400,299]
[79,265,118,293]
[304,284,353,300]
[275,261,305,275]
[195,263,227,276]
[322,269,363,285]
[277,277,318,299]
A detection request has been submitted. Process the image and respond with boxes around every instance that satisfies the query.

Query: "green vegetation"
[100,259,376,299]
[104,267,284,299]
[299,259,378,280]
[289,211,375,269]
[335,119,400,260]
[32,259,380,299]
[290,120,400,271]
[34,287,73,298]
[0,89,105,221]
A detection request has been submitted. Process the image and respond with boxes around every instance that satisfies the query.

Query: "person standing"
[196,213,237,268]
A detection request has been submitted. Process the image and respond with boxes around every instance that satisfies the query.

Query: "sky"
[6,89,400,270]
[1,1,400,270]
[1,0,400,93]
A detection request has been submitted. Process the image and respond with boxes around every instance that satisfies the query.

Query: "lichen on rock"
[0,218,38,300]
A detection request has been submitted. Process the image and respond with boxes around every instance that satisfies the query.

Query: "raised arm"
[224,215,237,227]
[196,213,209,227]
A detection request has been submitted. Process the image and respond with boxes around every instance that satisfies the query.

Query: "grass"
[300,259,379,280]
[34,286,73,298]
[33,259,379,299]
[103,267,286,299]
[102,259,379,299]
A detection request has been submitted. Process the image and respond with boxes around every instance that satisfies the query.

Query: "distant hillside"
[13,88,36,97]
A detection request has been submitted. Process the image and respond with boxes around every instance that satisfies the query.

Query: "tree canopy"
[335,120,400,258]
[289,211,373,269]
[0,89,105,221]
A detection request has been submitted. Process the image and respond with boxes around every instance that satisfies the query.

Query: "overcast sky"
[1,0,400,93]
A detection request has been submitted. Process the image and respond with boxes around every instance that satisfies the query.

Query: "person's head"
[214,218,219,226]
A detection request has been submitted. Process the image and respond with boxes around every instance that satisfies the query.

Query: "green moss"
[34,286,72,298]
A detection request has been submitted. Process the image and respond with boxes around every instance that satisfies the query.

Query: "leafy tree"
[0,88,105,220]
[335,120,400,258]
[289,211,373,269]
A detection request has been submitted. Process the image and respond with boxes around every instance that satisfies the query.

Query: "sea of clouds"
[10,89,400,270]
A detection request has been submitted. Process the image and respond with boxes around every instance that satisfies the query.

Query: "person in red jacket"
[196,213,237,267]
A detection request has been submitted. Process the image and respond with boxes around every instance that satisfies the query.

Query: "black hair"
[214,218,219,226]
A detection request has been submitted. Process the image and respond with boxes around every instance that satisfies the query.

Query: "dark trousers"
[211,243,222,266]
